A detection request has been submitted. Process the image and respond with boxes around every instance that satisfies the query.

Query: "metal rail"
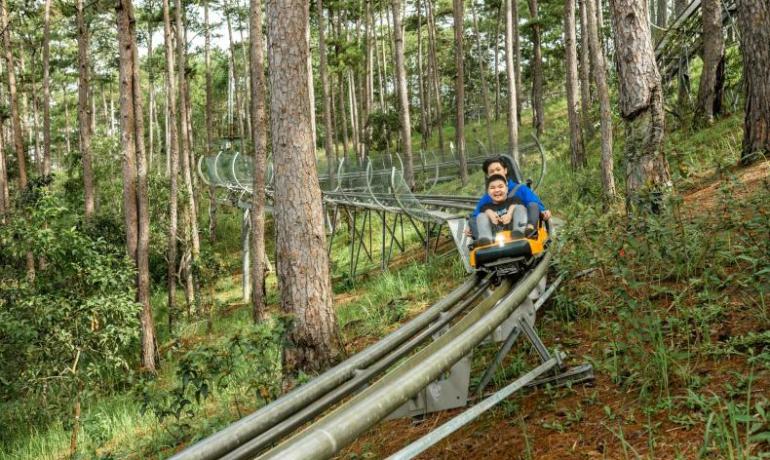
[169,276,484,460]
[221,278,494,460]
[259,253,552,460]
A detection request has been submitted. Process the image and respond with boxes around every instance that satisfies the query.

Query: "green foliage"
[137,321,285,445]
[0,188,140,443]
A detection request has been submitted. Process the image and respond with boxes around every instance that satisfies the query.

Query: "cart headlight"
[495,233,505,247]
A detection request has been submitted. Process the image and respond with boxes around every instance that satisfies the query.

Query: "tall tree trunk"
[376,10,386,110]
[578,0,593,137]
[1,0,28,191]
[0,121,8,220]
[426,0,445,155]
[528,0,545,135]
[90,84,97,134]
[338,74,351,159]
[249,0,268,322]
[505,0,520,162]
[348,72,360,159]
[693,0,724,127]
[32,92,42,175]
[77,0,95,219]
[391,0,415,189]
[317,0,336,179]
[656,0,667,27]
[565,0,586,169]
[363,0,374,159]
[675,0,690,116]
[587,0,616,202]
[42,0,52,176]
[116,0,157,372]
[63,85,72,156]
[266,0,340,371]
[147,17,155,170]
[471,3,494,150]
[453,0,468,185]
[176,0,200,314]
[609,0,672,214]
[512,0,522,125]
[736,0,770,164]
[417,0,429,150]
[494,3,502,121]
[204,0,217,242]
[226,8,245,139]
[162,0,180,331]
[236,11,252,139]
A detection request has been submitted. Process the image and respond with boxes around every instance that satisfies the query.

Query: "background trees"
[0,0,768,455]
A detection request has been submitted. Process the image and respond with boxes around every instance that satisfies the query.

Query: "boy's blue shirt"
[472,179,546,217]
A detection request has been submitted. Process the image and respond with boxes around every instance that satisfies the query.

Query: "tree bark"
[656,0,667,27]
[175,0,201,310]
[391,0,415,189]
[505,0,520,162]
[471,3,494,150]
[267,0,340,371]
[147,14,156,170]
[77,0,95,219]
[453,0,468,185]
[1,0,28,191]
[578,0,593,137]
[0,120,8,220]
[63,85,72,156]
[675,0,690,115]
[426,0,445,155]
[512,0,522,125]
[363,0,374,159]
[528,0,545,135]
[116,0,157,372]
[250,0,268,322]
[565,0,586,169]
[587,0,616,202]
[417,0,429,150]
[338,73,351,159]
[609,0,672,214]
[226,7,246,139]
[204,0,218,242]
[317,0,336,179]
[493,3,502,121]
[693,0,725,127]
[162,0,180,331]
[42,0,52,176]
[736,0,770,164]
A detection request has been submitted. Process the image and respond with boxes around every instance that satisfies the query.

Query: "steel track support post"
[327,204,340,258]
[519,318,556,365]
[476,326,522,396]
[433,222,444,254]
[380,211,387,270]
[367,209,373,262]
[349,208,358,279]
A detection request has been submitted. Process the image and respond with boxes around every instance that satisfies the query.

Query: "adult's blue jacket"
[472,179,546,217]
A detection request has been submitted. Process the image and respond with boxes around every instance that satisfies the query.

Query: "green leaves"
[0,189,140,438]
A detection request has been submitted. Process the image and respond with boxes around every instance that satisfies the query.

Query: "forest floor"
[339,147,770,457]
